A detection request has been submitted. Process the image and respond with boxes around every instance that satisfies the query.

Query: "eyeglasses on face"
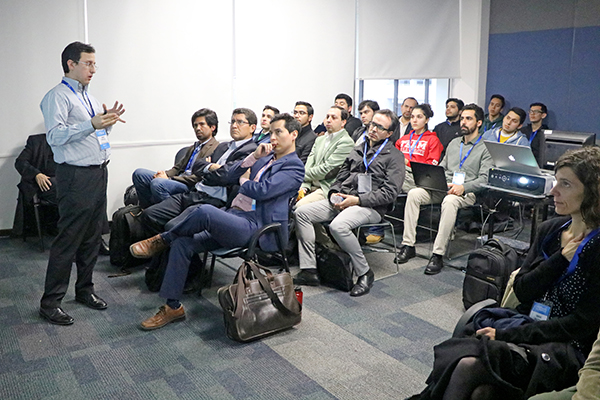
[77,61,97,69]
[529,109,543,114]
[369,122,389,132]
[293,110,307,116]
[229,119,249,126]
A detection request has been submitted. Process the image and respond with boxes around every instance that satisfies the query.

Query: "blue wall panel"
[567,26,600,132]
[486,27,600,134]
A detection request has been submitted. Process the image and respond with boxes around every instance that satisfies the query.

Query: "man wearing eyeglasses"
[140,108,258,235]
[294,109,405,296]
[292,101,317,164]
[38,42,126,325]
[520,103,549,167]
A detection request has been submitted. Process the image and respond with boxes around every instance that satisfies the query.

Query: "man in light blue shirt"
[39,42,125,326]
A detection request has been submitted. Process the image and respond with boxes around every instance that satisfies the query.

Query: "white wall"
[451,0,491,105]
[0,0,487,230]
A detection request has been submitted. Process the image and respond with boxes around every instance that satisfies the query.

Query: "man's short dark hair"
[191,108,218,136]
[358,100,380,112]
[402,97,418,106]
[490,94,505,109]
[461,103,485,122]
[509,107,527,125]
[374,109,399,133]
[295,101,314,116]
[271,113,301,136]
[331,105,349,121]
[530,102,548,115]
[446,98,465,110]
[335,93,353,108]
[62,41,95,74]
[232,108,257,126]
[263,105,280,115]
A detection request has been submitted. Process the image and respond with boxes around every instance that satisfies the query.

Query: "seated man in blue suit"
[129,113,305,330]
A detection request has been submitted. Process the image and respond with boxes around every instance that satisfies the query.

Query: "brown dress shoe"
[130,235,167,258]
[140,305,185,330]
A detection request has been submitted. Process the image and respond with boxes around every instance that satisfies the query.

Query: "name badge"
[96,129,110,150]
[529,301,552,321]
[357,173,372,194]
[452,171,465,185]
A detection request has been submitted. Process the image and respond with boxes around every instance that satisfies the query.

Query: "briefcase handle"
[232,261,300,319]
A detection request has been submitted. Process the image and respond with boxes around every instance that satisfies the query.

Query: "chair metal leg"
[388,221,399,273]
[33,195,44,252]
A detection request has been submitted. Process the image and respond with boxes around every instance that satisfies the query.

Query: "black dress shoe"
[293,269,320,286]
[99,238,110,255]
[75,293,108,310]
[395,245,416,264]
[424,254,444,275]
[39,307,74,325]
[350,269,375,297]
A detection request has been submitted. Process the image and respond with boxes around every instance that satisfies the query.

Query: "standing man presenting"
[39,42,126,325]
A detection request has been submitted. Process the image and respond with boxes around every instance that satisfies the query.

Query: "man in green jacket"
[296,105,355,208]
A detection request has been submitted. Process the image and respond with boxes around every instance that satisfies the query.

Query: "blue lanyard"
[542,220,600,284]
[408,130,425,160]
[184,144,202,171]
[61,80,95,118]
[363,138,388,172]
[458,134,483,169]
[529,129,539,145]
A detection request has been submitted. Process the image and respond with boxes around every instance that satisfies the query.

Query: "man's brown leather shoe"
[130,235,167,258]
[140,305,185,330]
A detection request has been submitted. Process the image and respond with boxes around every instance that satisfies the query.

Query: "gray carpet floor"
[0,221,533,400]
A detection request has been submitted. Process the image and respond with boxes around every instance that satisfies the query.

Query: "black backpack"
[462,238,519,309]
[109,205,148,269]
[315,243,354,292]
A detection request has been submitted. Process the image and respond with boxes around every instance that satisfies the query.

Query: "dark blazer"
[192,139,257,181]
[226,151,304,251]
[13,133,57,236]
[15,134,56,201]
[167,136,220,188]
[295,125,317,164]
[344,115,362,138]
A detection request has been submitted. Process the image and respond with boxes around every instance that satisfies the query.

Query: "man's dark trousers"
[142,191,226,236]
[158,205,259,300]
[40,163,107,308]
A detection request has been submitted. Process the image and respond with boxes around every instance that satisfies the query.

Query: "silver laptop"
[484,141,542,176]
[411,162,448,192]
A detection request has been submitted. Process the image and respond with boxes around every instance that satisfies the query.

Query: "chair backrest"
[174,146,189,164]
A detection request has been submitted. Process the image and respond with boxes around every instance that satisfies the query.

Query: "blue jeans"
[132,168,189,208]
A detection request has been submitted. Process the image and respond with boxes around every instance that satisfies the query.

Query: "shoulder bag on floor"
[217,261,301,342]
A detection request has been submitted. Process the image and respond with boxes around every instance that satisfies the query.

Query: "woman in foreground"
[408,147,600,400]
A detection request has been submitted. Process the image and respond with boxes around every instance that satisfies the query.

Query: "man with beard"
[433,98,464,160]
[395,104,493,275]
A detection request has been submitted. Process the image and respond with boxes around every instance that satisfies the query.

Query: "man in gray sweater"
[396,104,493,275]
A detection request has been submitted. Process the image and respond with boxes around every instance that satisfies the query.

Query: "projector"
[488,168,555,196]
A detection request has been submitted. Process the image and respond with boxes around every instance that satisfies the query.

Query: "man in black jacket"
[140,108,257,235]
[294,109,405,297]
[292,101,317,164]
[13,133,58,236]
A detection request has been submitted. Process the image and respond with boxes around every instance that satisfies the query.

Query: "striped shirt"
[41,77,110,166]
